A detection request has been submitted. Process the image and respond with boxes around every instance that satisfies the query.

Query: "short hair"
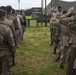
[6,5,12,14]
[58,6,62,9]
[0,6,6,11]
[12,9,16,14]
[0,9,6,19]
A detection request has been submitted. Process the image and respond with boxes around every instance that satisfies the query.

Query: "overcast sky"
[0,0,76,9]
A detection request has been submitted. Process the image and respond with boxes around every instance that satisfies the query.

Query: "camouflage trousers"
[16,28,23,44]
[0,55,13,75]
[21,25,25,41]
[66,47,76,75]
[60,46,69,66]
[50,33,54,45]
[53,35,60,54]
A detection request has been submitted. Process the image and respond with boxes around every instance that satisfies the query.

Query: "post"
[45,0,47,26]
[51,0,52,9]
[45,0,47,16]
[41,0,44,15]
[41,0,44,26]
[18,0,20,10]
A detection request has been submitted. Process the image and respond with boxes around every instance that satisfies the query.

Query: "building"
[45,0,76,15]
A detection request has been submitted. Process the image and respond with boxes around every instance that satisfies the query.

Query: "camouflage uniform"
[60,16,76,75]
[0,9,15,75]
[53,26,61,54]
[50,18,57,46]
[50,15,71,68]
[59,23,70,68]
[50,13,61,54]
[5,15,17,46]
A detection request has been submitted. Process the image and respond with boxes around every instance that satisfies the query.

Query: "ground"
[12,22,65,75]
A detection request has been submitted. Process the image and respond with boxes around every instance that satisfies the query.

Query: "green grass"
[26,16,32,19]
[12,18,65,75]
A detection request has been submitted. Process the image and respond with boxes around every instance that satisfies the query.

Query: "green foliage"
[25,8,32,16]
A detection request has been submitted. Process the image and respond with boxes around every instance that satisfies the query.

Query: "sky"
[0,0,76,9]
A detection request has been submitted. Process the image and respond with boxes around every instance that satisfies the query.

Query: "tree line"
[24,8,32,16]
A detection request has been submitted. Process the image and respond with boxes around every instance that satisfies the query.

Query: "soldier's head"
[0,6,6,11]
[58,6,62,12]
[6,5,12,15]
[12,9,17,15]
[0,9,6,21]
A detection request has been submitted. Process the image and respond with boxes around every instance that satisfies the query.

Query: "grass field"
[12,17,65,75]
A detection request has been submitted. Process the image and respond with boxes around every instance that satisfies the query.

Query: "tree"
[25,8,32,16]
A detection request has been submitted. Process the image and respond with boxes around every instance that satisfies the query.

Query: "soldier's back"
[4,18,16,39]
[0,21,12,57]
[4,18,13,27]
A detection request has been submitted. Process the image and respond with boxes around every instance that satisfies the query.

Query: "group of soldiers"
[0,6,26,75]
[50,6,76,75]
[0,4,76,75]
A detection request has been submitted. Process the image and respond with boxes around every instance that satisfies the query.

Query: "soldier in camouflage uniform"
[50,6,62,54]
[12,9,20,48]
[59,7,74,69]
[50,8,57,46]
[0,7,16,66]
[50,7,74,69]
[6,6,19,48]
[59,8,76,75]
[0,9,16,75]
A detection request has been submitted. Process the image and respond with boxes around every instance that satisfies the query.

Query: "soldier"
[53,6,62,54]
[0,6,16,66]
[0,9,16,75]
[54,10,68,62]
[20,10,26,42]
[6,6,19,48]
[50,7,62,54]
[12,9,20,47]
[59,8,76,75]
[55,8,74,62]
[50,9,57,46]
[12,9,20,31]
[50,7,74,69]
[59,8,74,69]
[16,11,23,44]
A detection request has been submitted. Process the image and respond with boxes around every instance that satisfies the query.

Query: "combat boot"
[53,48,56,54]
[60,64,64,69]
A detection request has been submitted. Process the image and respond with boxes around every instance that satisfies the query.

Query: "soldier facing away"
[0,9,16,75]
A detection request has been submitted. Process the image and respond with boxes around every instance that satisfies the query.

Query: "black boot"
[53,48,56,54]
[60,65,64,69]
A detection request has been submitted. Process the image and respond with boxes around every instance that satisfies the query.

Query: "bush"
[25,8,32,16]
